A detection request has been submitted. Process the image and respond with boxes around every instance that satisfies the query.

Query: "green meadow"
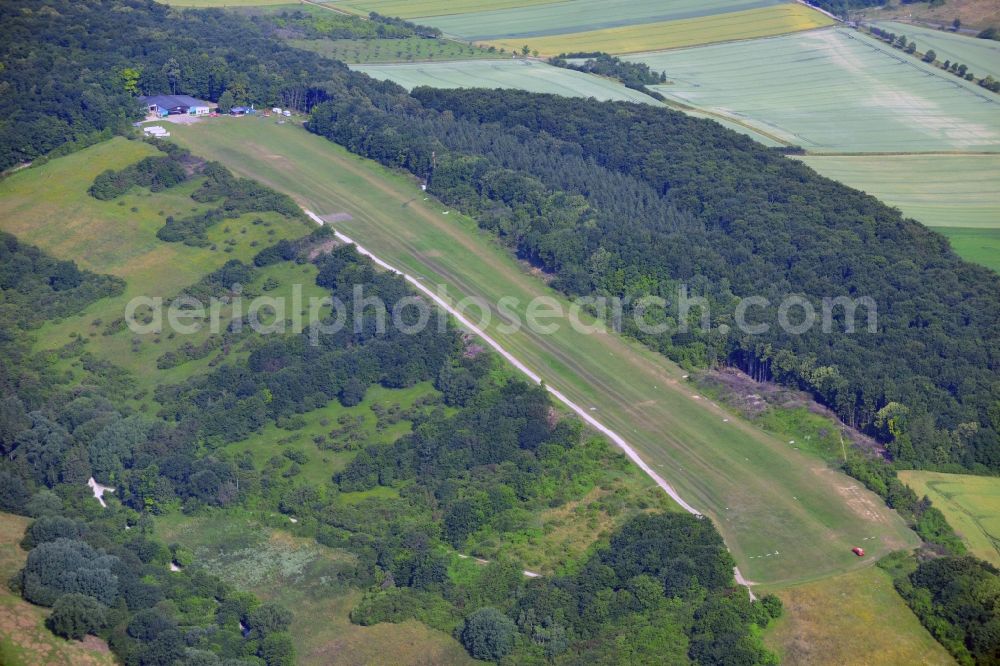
[167,118,918,587]
[899,471,1000,567]
[0,137,320,405]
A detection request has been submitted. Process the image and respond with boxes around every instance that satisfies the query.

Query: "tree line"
[306,84,1000,473]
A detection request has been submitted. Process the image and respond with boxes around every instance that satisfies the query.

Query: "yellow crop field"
[481,4,834,56]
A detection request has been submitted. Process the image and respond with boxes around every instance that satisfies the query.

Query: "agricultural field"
[324,0,558,18]
[164,0,292,6]
[796,154,1000,271]
[858,0,1000,33]
[763,566,955,666]
[628,27,1000,153]
[155,513,477,665]
[167,118,919,587]
[0,512,117,666]
[404,0,791,41]
[351,59,663,103]
[0,135,320,404]
[479,4,833,57]
[872,21,1000,79]
[898,471,1000,567]
[290,36,496,63]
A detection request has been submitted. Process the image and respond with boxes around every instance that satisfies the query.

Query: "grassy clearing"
[0,512,116,666]
[0,134,317,405]
[629,27,1000,152]
[167,118,918,587]
[351,59,664,103]
[155,512,476,665]
[409,0,789,41]
[898,471,1000,567]
[481,4,834,57]
[763,566,955,666]
[225,382,438,489]
[289,37,497,63]
[873,21,1000,79]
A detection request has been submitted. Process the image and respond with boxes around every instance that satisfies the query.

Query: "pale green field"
[873,21,1000,79]
[290,36,496,63]
[796,153,1000,271]
[168,118,918,587]
[763,566,955,666]
[629,27,1000,152]
[797,154,1000,228]
[352,58,784,145]
[165,0,293,6]
[407,0,788,41]
[351,59,663,103]
[484,4,833,56]
[327,0,559,19]
[899,471,1000,567]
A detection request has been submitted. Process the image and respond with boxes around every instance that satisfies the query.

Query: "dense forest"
[3,0,999,660]
[0,204,778,662]
[306,86,1000,472]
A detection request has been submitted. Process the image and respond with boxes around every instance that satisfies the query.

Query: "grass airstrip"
[164,117,919,587]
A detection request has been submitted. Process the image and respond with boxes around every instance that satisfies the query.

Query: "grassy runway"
[168,118,918,586]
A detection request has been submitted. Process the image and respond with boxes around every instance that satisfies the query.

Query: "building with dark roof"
[139,94,215,117]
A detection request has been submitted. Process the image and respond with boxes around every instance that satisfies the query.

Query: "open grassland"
[327,0,559,19]
[898,471,1000,567]
[873,21,1000,79]
[859,0,1000,33]
[225,382,437,489]
[156,512,476,665]
[407,0,789,41]
[0,512,117,666]
[351,59,663,103]
[629,27,1000,152]
[481,4,833,56]
[763,566,955,666]
[0,133,318,404]
[290,36,495,63]
[168,118,919,587]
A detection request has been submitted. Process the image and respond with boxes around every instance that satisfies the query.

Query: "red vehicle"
[852,547,865,557]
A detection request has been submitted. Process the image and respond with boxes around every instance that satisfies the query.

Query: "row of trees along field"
[867,25,1000,92]
[306,86,1000,473]
[0,177,781,662]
